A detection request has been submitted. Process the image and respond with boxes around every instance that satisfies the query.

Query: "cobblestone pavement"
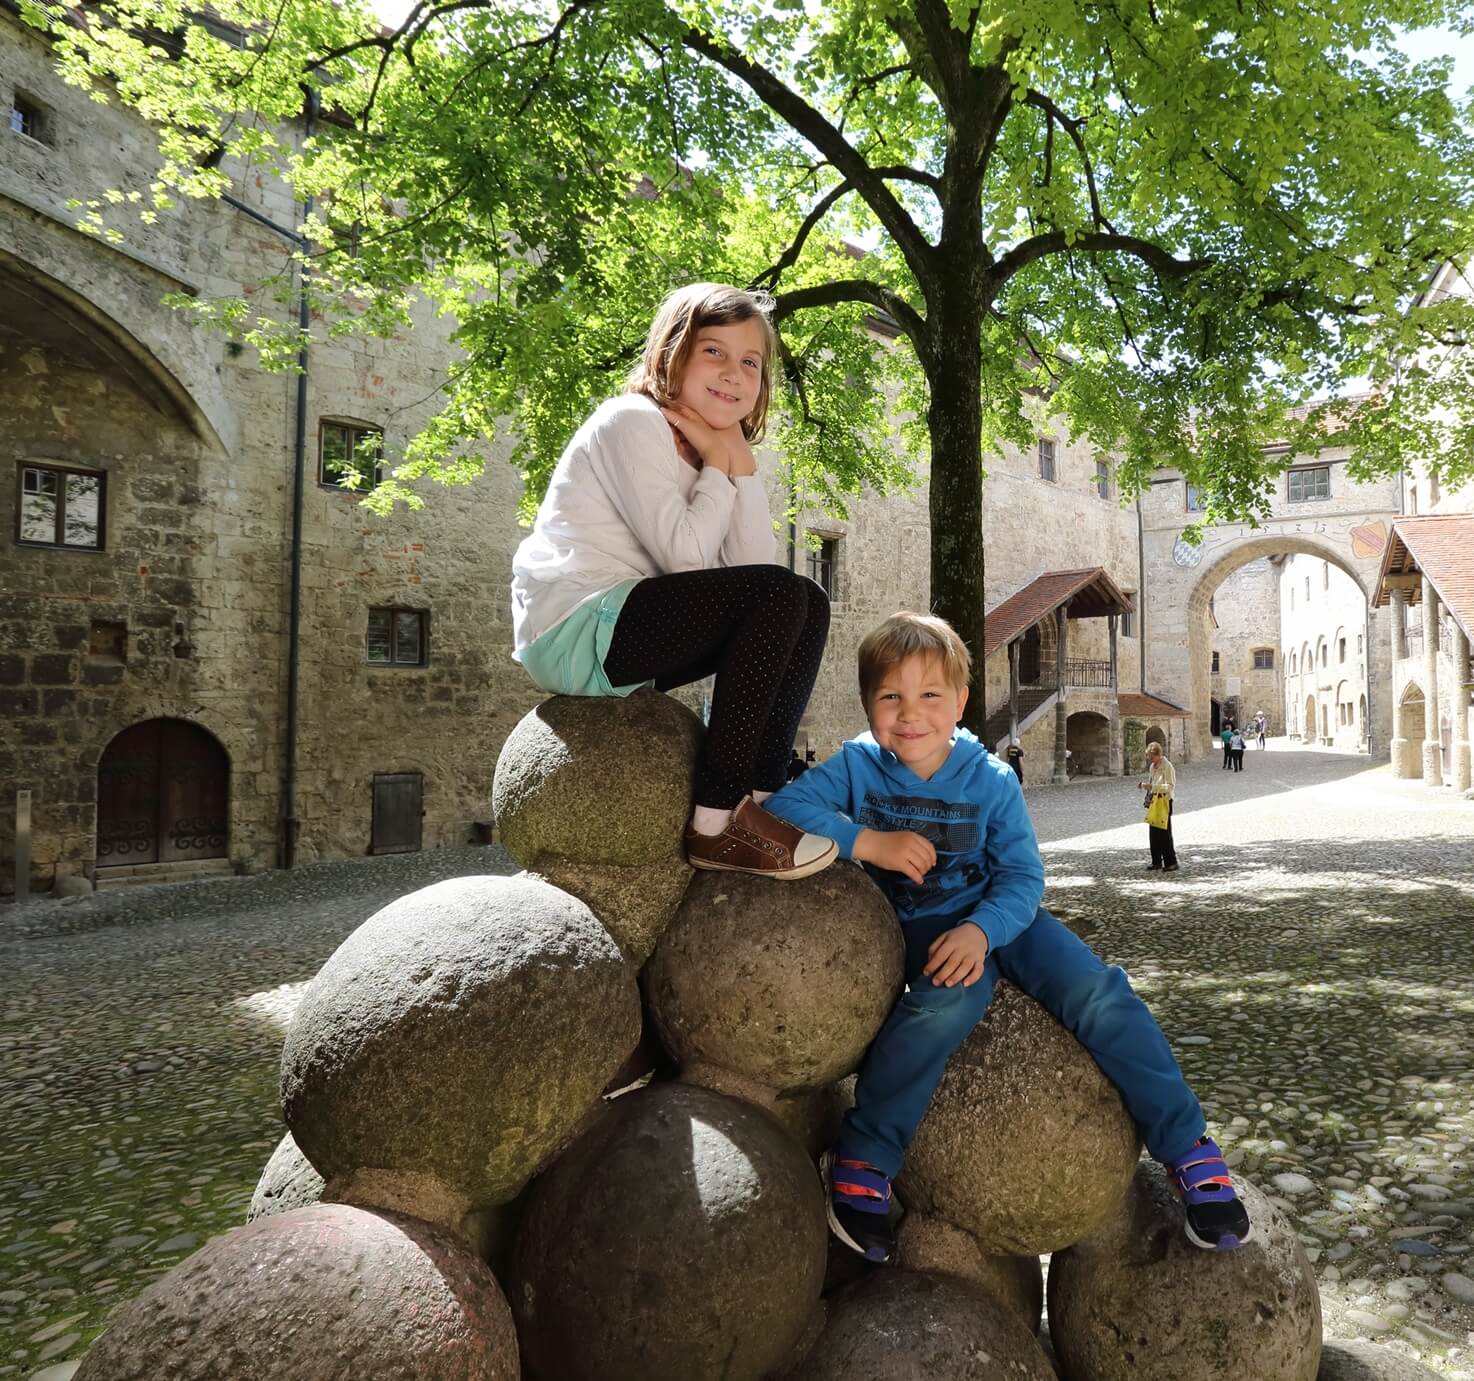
[1,742,1472,1378]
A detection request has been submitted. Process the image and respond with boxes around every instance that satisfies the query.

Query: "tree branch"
[678,24,936,286]
[990,232,1213,290]
[750,182,855,289]
[773,279,926,344]
[1024,90,1115,233]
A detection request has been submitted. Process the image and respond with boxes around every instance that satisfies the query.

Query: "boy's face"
[672,319,767,431]
[866,653,968,781]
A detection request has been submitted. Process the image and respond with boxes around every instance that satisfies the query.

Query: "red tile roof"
[1372,514,1474,642]
[982,568,1133,661]
[1118,692,1190,719]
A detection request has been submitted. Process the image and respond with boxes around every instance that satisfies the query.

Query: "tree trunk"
[923,309,987,735]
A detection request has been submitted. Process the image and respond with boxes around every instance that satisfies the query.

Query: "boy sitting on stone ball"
[766,611,1251,1265]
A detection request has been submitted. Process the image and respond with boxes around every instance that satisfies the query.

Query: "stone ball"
[247,1130,324,1221]
[1047,1162,1321,1381]
[512,1082,827,1381]
[493,689,703,868]
[74,1203,519,1381]
[1318,1341,1444,1380]
[897,980,1139,1255]
[645,863,904,1092]
[524,854,690,964]
[281,874,640,1215]
[895,1212,1042,1331]
[796,1270,1056,1380]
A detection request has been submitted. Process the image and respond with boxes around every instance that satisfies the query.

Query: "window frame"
[366,606,429,668]
[1211,650,1220,673]
[318,419,385,492]
[1286,465,1331,503]
[1037,438,1057,483]
[1119,593,1136,639]
[1094,459,1111,500]
[15,461,107,551]
[1185,483,1209,512]
[8,95,44,142]
[805,534,839,600]
[1253,648,1274,670]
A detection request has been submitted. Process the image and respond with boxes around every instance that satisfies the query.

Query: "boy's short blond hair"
[857,611,971,704]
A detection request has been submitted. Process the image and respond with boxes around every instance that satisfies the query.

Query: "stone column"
[1422,577,1443,786]
[1052,608,1070,784]
[1389,590,1411,777]
[1452,623,1472,795]
[1008,640,1020,750]
[1108,614,1122,775]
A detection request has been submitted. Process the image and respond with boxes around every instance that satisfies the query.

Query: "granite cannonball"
[645,863,904,1093]
[797,1270,1056,1380]
[74,1204,519,1381]
[492,688,703,868]
[896,1212,1043,1331]
[897,980,1139,1254]
[281,874,640,1217]
[246,1130,324,1221]
[524,853,691,964]
[512,1082,827,1381]
[1318,1341,1445,1380]
[1047,1162,1321,1381]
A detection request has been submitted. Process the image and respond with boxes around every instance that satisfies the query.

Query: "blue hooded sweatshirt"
[767,728,1045,951]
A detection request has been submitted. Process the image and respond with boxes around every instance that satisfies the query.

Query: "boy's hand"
[854,828,936,884]
[924,924,989,988]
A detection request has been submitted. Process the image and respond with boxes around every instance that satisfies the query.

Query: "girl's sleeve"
[588,405,739,573]
[719,476,778,567]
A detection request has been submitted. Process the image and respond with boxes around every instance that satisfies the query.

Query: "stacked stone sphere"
[77,693,1337,1379]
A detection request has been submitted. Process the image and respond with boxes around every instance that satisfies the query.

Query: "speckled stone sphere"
[247,1130,324,1221]
[281,874,640,1215]
[896,1212,1043,1331]
[897,980,1139,1255]
[797,1270,1057,1380]
[1047,1162,1321,1381]
[1318,1341,1444,1380]
[74,1204,519,1381]
[645,864,904,1092]
[512,1082,827,1381]
[524,854,691,964]
[493,689,703,868]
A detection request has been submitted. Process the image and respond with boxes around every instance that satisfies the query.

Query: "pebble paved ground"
[1,741,1471,1378]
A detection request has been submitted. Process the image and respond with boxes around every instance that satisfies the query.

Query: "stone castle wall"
[1209,558,1283,733]
[1279,553,1371,748]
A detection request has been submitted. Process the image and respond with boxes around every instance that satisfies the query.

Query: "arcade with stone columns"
[1374,515,1474,795]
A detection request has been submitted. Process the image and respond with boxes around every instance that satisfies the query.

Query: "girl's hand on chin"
[661,403,754,478]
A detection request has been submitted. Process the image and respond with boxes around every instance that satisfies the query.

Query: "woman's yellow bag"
[1145,793,1171,830]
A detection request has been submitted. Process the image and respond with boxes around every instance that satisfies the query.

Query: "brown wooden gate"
[97,720,229,865]
[371,773,423,854]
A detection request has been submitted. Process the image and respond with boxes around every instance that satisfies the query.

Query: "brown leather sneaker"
[683,797,839,880]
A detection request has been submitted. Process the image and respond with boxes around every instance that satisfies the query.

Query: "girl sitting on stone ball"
[510,282,838,881]
[768,611,1253,1264]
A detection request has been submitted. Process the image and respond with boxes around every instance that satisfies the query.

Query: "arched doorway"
[1398,685,1426,780]
[1304,695,1317,744]
[97,719,229,864]
[1066,711,1112,776]
[1144,726,1167,752]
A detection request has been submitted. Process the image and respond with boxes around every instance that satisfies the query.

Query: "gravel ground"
[1,741,1471,1378]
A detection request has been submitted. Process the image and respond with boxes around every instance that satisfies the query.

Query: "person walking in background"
[1221,722,1234,769]
[1006,740,1024,784]
[1230,727,1246,772]
[1139,742,1179,871]
[1256,715,1267,750]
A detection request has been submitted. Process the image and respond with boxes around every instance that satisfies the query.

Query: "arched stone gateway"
[1146,525,1394,760]
[1065,711,1113,777]
[97,719,230,865]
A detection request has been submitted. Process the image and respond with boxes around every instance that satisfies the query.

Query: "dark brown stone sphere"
[645,863,904,1092]
[796,1269,1056,1380]
[74,1204,518,1380]
[895,1212,1043,1331]
[1047,1162,1321,1381]
[493,688,703,868]
[897,980,1139,1254]
[281,874,639,1215]
[512,1082,827,1381]
[246,1130,323,1221]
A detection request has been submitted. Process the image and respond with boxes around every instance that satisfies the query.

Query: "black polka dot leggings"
[602,564,830,810]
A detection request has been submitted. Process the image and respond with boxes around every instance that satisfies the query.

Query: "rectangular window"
[1094,459,1110,500]
[1119,595,1136,639]
[1289,589,1294,611]
[16,463,104,550]
[1038,439,1057,482]
[1429,471,1441,506]
[367,607,427,666]
[8,98,42,140]
[1185,484,1209,512]
[1323,562,1330,589]
[1253,649,1274,670]
[1338,638,1346,663]
[805,536,838,599]
[1211,651,1220,673]
[319,421,384,490]
[1287,466,1330,503]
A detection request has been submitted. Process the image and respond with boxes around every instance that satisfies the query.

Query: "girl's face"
[672,319,768,431]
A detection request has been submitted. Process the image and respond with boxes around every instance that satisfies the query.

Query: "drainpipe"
[221,88,316,869]
[1135,495,1147,690]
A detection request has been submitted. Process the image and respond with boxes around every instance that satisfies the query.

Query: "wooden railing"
[1064,658,1114,688]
